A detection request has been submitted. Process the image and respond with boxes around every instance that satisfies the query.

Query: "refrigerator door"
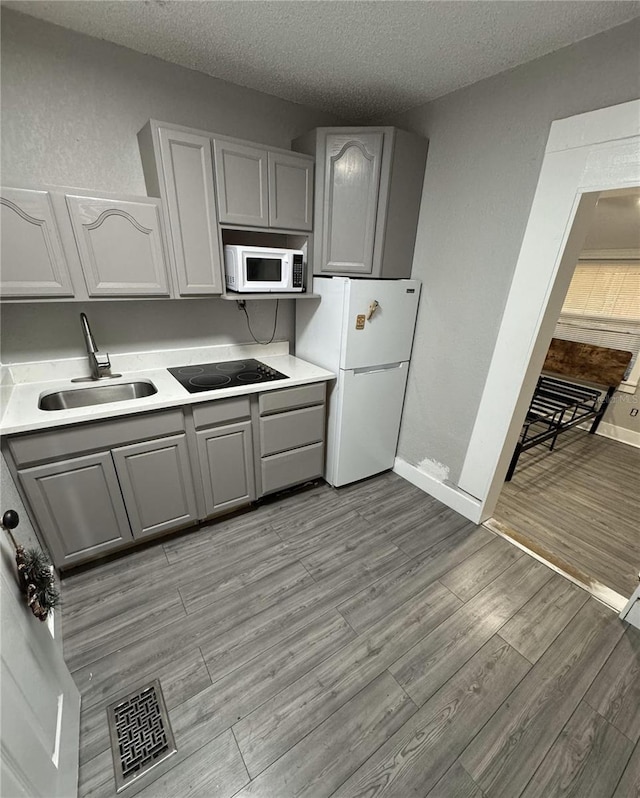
[327,362,410,487]
[341,278,420,370]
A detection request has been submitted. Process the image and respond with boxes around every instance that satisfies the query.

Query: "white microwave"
[224,245,305,293]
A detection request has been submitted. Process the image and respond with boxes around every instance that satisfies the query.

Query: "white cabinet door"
[214,139,269,227]
[0,188,74,298]
[66,194,171,296]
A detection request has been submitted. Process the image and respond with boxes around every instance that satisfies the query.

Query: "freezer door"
[328,362,410,487]
[341,278,421,369]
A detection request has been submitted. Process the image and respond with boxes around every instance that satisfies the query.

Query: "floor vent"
[107,679,177,792]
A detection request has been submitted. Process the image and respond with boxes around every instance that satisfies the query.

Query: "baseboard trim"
[595,422,640,448]
[393,458,482,524]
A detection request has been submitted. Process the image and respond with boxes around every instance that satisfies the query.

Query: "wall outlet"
[631,408,638,417]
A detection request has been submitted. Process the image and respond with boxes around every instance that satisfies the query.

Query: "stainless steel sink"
[39,381,157,411]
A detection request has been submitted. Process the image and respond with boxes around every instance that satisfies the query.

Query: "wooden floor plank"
[439,535,523,602]
[613,740,640,798]
[64,588,187,672]
[585,626,640,743]
[134,729,249,798]
[71,562,313,704]
[178,543,296,614]
[59,471,631,798]
[233,581,460,777]
[424,762,484,798]
[520,701,633,798]
[233,672,417,798]
[494,432,640,597]
[331,637,530,798]
[390,556,554,706]
[337,525,493,633]
[201,543,409,685]
[460,599,625,798]
[392,507,474,558]
[164,611,355,756]
[499,574,589,663]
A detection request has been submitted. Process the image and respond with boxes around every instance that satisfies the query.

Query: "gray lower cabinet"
[18,451,133,568]
[65,194,171,297]
[196,420,256,516]
[0,187,75,298]
[112,434,198,539]
[258,384,326,496]
[9,384,327,568]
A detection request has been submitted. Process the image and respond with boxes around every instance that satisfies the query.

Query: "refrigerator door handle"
[353,362,403,375]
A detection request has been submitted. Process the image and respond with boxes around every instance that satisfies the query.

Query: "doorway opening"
[486,188,640,610]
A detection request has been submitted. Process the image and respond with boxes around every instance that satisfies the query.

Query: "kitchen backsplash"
[0,298,295,365]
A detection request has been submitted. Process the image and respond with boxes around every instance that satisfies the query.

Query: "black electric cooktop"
[167,358,288,393]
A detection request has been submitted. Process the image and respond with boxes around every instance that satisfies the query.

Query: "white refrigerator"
[296,276,421,487]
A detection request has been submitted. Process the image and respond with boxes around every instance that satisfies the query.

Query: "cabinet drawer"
[261,441,324,495]
[192,397,251,429]
[260,404,324,456]
[259,383,325,416]
[8,409,185,467]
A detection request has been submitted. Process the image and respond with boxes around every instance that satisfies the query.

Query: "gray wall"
[0,299,292,364]
[0,9,341,365]
[385,19,640,482]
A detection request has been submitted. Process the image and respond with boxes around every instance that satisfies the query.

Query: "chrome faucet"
[73,313,121,381]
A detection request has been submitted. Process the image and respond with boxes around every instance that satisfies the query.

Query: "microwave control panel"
[292,254,304,288]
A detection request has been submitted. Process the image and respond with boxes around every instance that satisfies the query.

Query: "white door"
[328,362,410,486]
[0,541,80,797]
[341,279,420,369]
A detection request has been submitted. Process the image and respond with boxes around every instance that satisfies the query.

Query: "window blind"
[555,261,640,381]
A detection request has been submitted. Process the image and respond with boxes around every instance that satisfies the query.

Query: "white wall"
[0,9,342,365]
[385,19,640,483]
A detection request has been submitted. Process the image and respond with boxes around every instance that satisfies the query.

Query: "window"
[554,261,640,391]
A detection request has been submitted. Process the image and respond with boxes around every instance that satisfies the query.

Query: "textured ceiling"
[4,0,640,120]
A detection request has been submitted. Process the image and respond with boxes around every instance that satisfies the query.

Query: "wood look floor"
[60,471,640,798]
[493,430,640,598]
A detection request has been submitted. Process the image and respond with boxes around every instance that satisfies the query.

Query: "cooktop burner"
[167,358,288,393]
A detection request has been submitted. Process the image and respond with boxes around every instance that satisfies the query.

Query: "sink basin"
[39,381,157,411]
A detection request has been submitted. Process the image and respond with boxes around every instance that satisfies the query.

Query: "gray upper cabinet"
[138,121,224,295]
[66,194,171,297]
[18,451,133,568]
[214,139,269,228]
[293,127,428,279]
[0,187,75,298]
[322,131,384,275]
[214,139,314,231]
[112,434,198,539]
[268,151,313,231]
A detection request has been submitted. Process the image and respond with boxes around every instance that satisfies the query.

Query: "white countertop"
[0,353,335,436]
